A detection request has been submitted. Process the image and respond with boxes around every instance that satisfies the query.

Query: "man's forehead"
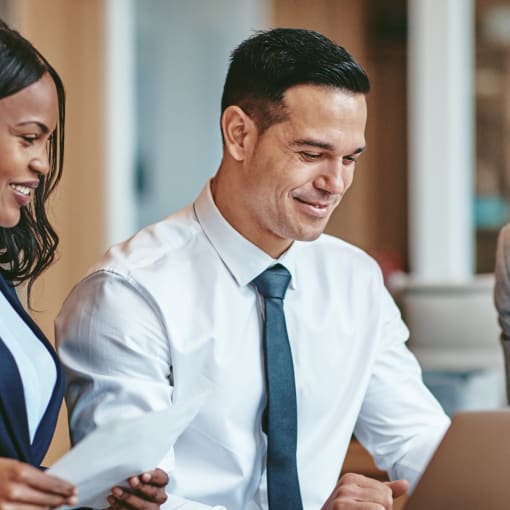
[282,86,366,124]
[278,85,367,149]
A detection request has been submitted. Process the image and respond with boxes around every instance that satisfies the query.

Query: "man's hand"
[321,473,409,510]
[106,468,169,510]
[0,458,77,510]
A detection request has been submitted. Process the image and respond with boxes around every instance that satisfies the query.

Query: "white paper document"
[48,392,207,508]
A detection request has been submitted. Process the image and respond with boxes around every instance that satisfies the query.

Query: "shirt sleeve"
[353,287,450,492]
[55,270,225,510]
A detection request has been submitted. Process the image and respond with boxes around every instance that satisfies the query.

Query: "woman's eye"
[21,135,38,144]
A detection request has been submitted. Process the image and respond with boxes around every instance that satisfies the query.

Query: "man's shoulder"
[88,204,204,279]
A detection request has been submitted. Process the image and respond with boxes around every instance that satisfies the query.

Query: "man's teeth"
[11,184,31,196]
[304,200,325,209]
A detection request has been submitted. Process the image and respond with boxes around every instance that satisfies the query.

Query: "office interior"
[1,0,508,480]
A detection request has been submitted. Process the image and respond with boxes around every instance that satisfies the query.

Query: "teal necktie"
[252,264,303,510]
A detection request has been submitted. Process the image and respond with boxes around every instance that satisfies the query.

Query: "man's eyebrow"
[292,138,366,155]
[349,147,366,156]
[17,121,50,134]
[292,138,334,151]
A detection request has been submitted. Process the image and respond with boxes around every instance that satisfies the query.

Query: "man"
[56,28,449,509]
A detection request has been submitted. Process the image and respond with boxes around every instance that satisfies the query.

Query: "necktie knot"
[252,264,291,300]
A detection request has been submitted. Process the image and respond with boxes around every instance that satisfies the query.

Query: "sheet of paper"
[48,391,207,508]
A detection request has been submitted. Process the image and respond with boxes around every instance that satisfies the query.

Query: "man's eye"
[343,156,357,165]
[301,152,322,160]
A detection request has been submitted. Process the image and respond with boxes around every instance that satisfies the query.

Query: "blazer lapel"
[0,277,32,461]
[32,348,65,465]
[0,274,64,465]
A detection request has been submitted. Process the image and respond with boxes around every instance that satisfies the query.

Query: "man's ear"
[221,106,258,161]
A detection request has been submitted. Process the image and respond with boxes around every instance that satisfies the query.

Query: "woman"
[0,20,168,510]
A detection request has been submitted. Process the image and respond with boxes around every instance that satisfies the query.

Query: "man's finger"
[132,468,169,487]
[385,479,409,499]
[109,489,161,510]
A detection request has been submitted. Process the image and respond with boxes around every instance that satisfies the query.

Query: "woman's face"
[0,72,58,228]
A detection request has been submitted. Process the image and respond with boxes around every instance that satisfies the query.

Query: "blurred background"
[1,0,509,465]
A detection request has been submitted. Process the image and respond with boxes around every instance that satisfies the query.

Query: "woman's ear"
[221,105,258,161]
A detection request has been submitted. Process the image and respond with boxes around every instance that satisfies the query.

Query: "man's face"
[237,84,367,257]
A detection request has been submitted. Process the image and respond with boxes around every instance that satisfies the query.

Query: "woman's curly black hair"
[0,19,65,305]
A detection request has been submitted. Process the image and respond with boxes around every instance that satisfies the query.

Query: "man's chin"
[294,229,324,243]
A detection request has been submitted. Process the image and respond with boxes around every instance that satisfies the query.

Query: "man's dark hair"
[0,19,66,306]
[221,28,370,133]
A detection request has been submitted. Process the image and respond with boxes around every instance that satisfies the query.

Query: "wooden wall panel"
[14,0,108,464]
[272,0,409,270]
[17,0,107,334]
[272,0,377,251]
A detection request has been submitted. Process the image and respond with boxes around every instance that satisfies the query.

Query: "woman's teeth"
[11,184,31,196]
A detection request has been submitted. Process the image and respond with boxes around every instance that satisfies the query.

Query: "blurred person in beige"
[494,224,510,401]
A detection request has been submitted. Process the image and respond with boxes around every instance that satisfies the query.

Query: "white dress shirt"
[0,292,56,443]
[56,182,449,510]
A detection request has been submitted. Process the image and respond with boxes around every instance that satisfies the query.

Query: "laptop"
[405,409,510,509]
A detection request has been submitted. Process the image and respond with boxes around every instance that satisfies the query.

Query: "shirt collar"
[193,180,297,290]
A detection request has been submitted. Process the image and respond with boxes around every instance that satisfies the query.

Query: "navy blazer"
[0,273,65,466]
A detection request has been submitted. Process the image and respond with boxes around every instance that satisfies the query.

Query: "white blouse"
[0,291,56,443]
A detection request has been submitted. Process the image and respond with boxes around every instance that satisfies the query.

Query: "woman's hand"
[0,458,77,510]
[106,468,169,510]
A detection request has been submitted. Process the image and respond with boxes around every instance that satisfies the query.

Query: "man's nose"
[315,159,349,195]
